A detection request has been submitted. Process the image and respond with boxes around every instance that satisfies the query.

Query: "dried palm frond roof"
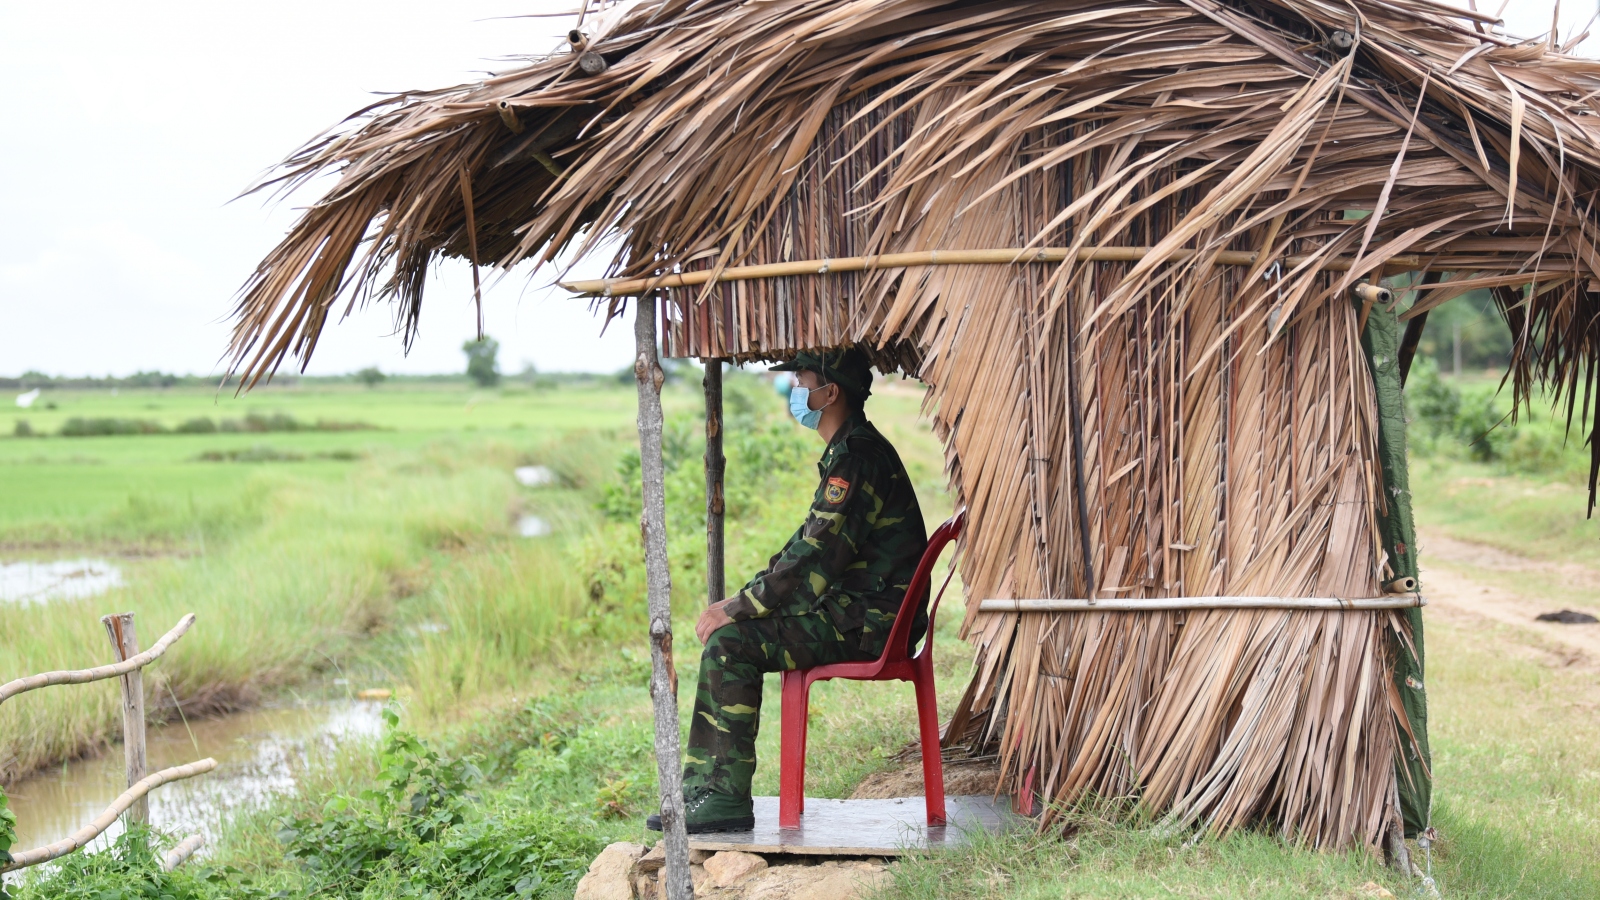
[233,0,1600,511]
[236,0,1600,384]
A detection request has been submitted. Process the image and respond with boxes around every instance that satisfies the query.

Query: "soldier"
[647,347,929,833]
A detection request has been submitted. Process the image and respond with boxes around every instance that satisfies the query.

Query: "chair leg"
[1013,764,1037,817]
[779,671,807,828]
[912,669,947,826]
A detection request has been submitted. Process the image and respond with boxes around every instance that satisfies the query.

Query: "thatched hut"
[231,0,1600,855]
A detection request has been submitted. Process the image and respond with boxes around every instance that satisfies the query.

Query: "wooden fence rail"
[0,614,196,706]
[161,834,206,872]
[1,759,218,872]
[0,612,209,875]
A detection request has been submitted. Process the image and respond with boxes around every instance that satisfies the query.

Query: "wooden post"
[703,359,726,606]
[100,612,147,826]
[635,295,693,900]
[1387,780,1414,875]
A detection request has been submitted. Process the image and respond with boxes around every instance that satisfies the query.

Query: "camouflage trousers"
[682,609,882,798]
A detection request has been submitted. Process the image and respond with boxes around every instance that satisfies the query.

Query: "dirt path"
[1418,529,1600,665]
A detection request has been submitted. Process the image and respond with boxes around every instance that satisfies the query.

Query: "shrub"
[1,785,15,868]
[585,368,818,618]
[11,420,31,438]
[6,825,272,900]
[237,412,300,433]
[1405,357,1460,443]
[175,417,218,433]
[195,445,305,463]
[270,709,598,899]
[463,337,501,388]
[58,417,166,436]
[357,366,387,388]
[1454,387,1514,462]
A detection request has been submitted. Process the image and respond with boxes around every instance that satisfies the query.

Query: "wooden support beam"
[1398,271,1444,384]
[101,612,148,826]
[634,295,694,900]
[703,359,726,607]
[559,248,1488,296]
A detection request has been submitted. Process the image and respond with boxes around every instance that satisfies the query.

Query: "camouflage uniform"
[683,410,928,798]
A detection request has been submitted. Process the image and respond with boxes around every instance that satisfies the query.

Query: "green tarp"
[1360,295,1433,836]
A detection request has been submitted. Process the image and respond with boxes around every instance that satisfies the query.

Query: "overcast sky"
[0,2,1589,377]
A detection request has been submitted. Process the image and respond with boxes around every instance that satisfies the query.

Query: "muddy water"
[5,700,385,854]
[0,559,123,605]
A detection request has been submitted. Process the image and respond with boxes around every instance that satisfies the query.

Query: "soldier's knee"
[704,621,742,652]
[703,621,760,663]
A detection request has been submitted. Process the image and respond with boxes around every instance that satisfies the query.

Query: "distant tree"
[356,366,386,388]
[462,336,501,387]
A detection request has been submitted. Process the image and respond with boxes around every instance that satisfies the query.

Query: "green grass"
[1426,614,1600,898]
[0,382,657,783]
[1412,457,1600,569]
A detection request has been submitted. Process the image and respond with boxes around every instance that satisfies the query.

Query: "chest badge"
[825,477,850,504]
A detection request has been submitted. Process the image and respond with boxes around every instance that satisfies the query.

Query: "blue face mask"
[788,385,824,430]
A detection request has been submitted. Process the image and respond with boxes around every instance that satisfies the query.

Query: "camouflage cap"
[772,347,874,401]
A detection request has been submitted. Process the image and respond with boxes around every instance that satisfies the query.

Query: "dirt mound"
[850,757,1001,800]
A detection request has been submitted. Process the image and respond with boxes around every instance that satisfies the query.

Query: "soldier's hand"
[696,602,734,644]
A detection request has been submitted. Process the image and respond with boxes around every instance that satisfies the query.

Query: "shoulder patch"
[825,476,850,504]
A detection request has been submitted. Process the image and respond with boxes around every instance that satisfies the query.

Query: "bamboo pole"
[1,759,218,872]
[0,614,195,706]
[635,295,693,900]
[704,359,726,606]
[101,613,148,826]
[978,596,1427,612]
[161,834,206,872]
[559,248,1469,296]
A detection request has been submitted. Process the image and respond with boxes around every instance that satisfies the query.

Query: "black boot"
[646,789,755,833]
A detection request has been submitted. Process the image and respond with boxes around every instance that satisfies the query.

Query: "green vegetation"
[51,412,378,438]
[0,379,662,783]
[1408,288,1512,377]
[3,360,1598,898]
[0,788,14,870]
[464,338,502,388]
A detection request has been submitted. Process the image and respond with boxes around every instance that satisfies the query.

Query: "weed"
[0,787,15,874]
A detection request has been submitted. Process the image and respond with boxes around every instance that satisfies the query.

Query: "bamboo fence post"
[635,295,693,900]
[703,359,726,606]
[100,612,147,826]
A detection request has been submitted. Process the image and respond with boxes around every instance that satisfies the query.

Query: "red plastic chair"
[778,513,964,828]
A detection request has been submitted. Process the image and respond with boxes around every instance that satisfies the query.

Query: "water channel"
[6,699,385,854]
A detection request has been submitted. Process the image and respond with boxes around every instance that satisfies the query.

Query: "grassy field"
[0,379,670,782]
[3,371,1598,898]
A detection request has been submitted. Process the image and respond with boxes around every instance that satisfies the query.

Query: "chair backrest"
[879,513,964,665]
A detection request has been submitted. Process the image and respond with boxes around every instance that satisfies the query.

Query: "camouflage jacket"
[724,412,929,637]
